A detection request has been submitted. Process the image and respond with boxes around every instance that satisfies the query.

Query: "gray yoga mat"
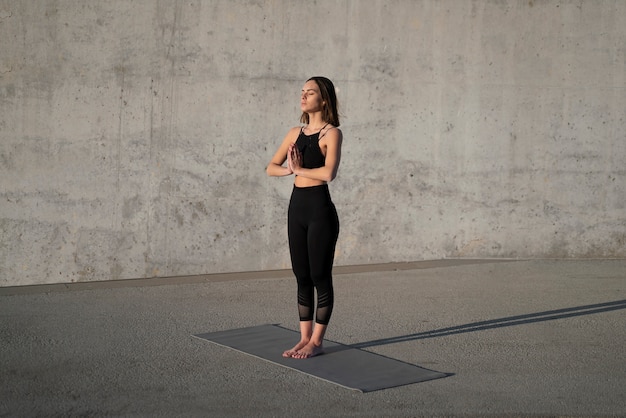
[194,324,448,392]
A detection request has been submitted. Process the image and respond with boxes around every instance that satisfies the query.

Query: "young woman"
[266,76,342,359]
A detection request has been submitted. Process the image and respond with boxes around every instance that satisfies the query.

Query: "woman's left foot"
[292,343,324,359]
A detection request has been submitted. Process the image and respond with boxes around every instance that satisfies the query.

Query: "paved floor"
[1,259,625,417]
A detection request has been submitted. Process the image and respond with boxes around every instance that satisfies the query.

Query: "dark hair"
[300,76,340,127]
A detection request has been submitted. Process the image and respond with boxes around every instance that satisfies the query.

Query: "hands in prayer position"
[287,143,302,175]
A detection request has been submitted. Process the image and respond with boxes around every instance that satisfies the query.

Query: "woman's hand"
[287,143,302,175]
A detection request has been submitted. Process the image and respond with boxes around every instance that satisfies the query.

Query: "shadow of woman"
[351,299,626,349]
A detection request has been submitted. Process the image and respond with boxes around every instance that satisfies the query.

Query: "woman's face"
[300,80,323,114]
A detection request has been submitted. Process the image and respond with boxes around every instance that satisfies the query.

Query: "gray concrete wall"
[1,0,625,287]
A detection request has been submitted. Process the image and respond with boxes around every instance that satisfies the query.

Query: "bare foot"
[292,342,324,359]
[282,340,309,358]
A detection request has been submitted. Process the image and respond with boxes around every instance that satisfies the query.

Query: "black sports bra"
[295,125,329,169]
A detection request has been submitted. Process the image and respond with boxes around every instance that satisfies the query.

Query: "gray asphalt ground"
[1,259,625,417]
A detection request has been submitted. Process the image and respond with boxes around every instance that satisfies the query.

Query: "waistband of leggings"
[292,183,329,193]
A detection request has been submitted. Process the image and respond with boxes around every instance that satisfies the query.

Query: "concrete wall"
[1,0,625,287]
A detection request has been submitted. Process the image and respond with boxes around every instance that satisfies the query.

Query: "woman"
[266,76,342,359]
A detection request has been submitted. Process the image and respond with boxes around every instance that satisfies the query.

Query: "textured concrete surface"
[1,260,625,417]
[1,1,626,286]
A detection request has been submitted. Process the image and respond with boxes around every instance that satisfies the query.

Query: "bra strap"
[318,124,333,140]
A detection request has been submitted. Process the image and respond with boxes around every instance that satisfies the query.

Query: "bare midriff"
[294,176,326,188]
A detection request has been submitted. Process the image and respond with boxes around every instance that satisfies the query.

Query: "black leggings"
[288,184,339,325]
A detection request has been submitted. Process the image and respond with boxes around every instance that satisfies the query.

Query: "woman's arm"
[266,127,300,177]
[290,128,342,182]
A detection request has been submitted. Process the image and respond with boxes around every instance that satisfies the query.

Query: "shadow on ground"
[351,299,626,349]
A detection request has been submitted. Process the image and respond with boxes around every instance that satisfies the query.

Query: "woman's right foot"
[282,340,309,358]
[292,342,324,359]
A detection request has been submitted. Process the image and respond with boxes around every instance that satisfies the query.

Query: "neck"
[306,113,326,130]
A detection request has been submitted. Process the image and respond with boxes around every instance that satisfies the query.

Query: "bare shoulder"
[276,126,300,149]
[321,125,342,144]
[284,126,301,142]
